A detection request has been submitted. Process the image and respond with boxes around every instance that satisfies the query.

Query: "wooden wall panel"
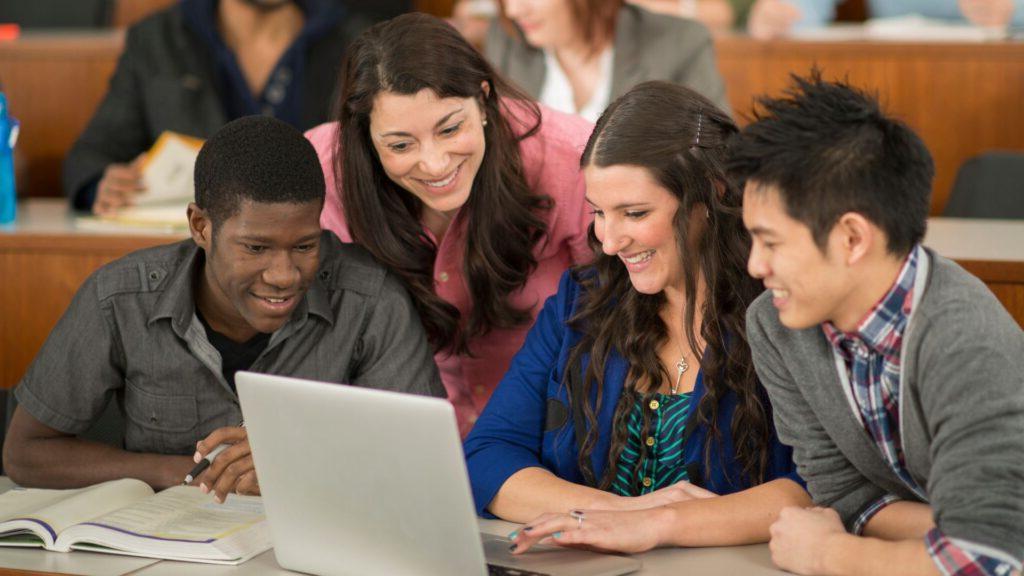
[414,0,455,17]
[985,284,1024,328]
[0,236,169,389]
[715,37,1024,215]
[0,33,123,199]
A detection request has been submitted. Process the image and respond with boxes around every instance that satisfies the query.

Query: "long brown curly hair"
[333,13,551,355]
[568,81,770,490]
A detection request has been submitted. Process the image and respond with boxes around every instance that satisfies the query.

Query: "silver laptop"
[236,371,642,576]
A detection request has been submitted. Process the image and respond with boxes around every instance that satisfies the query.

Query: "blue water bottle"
[0,92,19,224]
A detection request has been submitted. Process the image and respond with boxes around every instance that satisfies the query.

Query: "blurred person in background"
[483,0,729,122]
[745,0,1021,40]
[453,0,737,42]
[64,0,407,215]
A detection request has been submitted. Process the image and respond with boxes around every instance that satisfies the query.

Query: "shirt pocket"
[124,379,199,456]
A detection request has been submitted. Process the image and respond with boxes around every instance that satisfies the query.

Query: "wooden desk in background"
[2,30,1022,214]
[1,199,1022,391]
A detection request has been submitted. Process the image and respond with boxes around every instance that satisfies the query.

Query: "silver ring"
[569,509,585,529]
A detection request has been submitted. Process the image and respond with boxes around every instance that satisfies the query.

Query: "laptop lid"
[237,372,641,576]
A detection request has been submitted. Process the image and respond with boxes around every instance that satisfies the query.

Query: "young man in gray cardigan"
[732,74,1023,576]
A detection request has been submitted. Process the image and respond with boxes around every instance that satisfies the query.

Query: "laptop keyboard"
[487,564,551,576]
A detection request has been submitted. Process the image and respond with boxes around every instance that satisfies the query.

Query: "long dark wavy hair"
[333,13,551,355]
[569,81,770,490]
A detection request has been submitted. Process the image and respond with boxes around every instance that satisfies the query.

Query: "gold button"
[438,272,450,282]
[642,477,652,487]
[649,399,660,410]
[645,436,655,447]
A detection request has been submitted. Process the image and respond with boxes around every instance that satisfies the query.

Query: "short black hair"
[194,115,325,227]
[729,71,933,255]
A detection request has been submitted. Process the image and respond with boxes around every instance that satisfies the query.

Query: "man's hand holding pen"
[188,423,259,502]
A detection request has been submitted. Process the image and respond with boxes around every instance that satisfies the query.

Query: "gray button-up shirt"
[16,232,444,455]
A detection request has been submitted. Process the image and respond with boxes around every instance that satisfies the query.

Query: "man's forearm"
[821,533,940,576]
[862,501,935,541]
[5,436,193,491]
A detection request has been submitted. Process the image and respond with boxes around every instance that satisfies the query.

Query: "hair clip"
[691,110,704,150]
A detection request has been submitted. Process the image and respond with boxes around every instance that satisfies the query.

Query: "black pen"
[183,422,244,485]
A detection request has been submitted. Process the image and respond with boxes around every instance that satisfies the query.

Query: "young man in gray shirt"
[732,74,1023,576]
[5,116,443,500]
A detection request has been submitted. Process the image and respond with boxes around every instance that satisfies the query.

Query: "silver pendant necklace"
[671,346,690,395]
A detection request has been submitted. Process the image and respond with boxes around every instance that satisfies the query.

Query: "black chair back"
[944,152,1024,219]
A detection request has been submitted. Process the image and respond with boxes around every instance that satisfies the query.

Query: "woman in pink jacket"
[306,13,594,436]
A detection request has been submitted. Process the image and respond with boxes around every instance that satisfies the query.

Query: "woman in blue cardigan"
[464,81,810,554]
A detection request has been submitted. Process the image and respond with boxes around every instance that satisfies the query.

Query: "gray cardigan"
[485,5,729,114]
[748,249,1024,562]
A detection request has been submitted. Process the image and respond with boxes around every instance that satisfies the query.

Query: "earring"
[482,118,488,127]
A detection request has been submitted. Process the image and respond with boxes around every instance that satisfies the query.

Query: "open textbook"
[0,478,270,565]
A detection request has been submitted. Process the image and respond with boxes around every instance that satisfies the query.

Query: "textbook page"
[56,486,271,564]
[0,479,154,548]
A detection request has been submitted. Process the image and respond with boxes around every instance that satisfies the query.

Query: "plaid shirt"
[823,245,1019,576]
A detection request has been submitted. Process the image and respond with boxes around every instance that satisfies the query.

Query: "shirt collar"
[823,244,921,355]
[149,242,205,337]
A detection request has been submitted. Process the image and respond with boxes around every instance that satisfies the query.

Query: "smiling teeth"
[623,250,654,264]
[772,289,789,299]
[265,297,286,303]
[425,168,458,188]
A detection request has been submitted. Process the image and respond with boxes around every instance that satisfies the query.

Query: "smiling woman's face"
[585,164,685,297]
[368,88,487,219]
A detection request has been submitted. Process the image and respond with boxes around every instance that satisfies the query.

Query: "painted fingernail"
[508,530,519,540]
[509,543,517,552]
[193,451,202,463]
[522,526,533,533]
[553,532,562,539]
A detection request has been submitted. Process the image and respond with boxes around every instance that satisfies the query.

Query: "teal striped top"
[610,392,693,496]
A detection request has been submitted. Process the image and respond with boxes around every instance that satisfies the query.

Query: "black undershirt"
[196,311,271,393]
